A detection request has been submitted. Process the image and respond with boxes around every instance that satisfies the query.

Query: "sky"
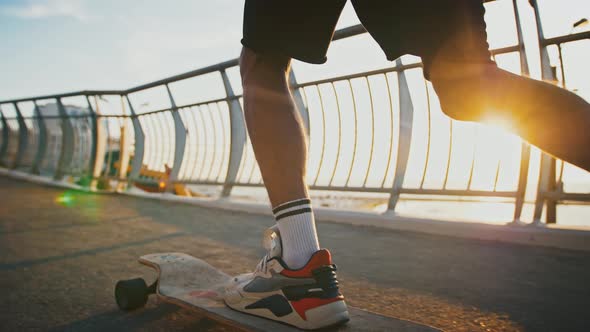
[0,0,588,100]
[0,0,243,99]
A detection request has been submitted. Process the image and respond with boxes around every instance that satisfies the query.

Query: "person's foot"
[224,226,349,330]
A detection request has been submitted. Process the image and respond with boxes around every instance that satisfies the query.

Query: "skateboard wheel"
[115,278,149,311]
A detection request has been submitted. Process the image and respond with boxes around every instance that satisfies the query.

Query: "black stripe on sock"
[275,207,312,221]
[272,198,311,215]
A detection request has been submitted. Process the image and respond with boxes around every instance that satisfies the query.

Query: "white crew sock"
[273,198,320,269]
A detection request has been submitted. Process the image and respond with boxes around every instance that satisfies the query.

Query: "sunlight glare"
[480,111,517,133]
[55,192,75,207]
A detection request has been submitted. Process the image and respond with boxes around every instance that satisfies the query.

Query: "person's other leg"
[240,47,319,269]
[430,61,590,172]
[422,0,590,172]
[354,0,590,172]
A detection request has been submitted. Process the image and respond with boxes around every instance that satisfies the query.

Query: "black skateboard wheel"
[115,278,149,311]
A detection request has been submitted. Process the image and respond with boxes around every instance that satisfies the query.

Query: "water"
[187,185,590,228]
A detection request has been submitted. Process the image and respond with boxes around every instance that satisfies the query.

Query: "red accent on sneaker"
[280,249,332,278]
[290,296,344,320]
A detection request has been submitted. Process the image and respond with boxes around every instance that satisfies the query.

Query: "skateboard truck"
[115,277,158,311]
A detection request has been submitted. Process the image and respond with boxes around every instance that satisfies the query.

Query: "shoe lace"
[255,253,271,273]
[255,226,281,274]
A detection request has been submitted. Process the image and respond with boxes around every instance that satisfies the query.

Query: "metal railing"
[529,0,590,224]
[0,0,588,225]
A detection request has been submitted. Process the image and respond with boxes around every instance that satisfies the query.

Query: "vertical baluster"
[381,74,395,189]
[164,111,176,173]
[442,120,454,190]
[12,102,29,169]
[214,102,228,182]
[196,108,209,181]
[88,96,106,189]
[344,80,358,187]
[419,80,432,190]
[125,95,145,181]
[153,112,166,171]
[54,98,74,180]
[328,82,342,187]
[387,60,414,211]
[362,77,376,187]
[204,104,219,181]
[187,107,202,181]
[117,96,132,183]
[145,115,157,173]
[288,70,310,140]
[103,117,113,177]
[512,0,532,223]
[165,84,187,190]
[0,108,10,166]
[221,69,246,196]
[177,110,190,181]
[530,0,556,225]
[466,127,477,190]
[312,85,327,186]
[32,101,47,175]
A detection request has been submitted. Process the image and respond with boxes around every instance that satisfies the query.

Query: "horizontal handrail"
[0,59,241,104]
[0,90,124,104]
[1,0,589,227]
[125,59,240,94]
[542,30,590,46]
[5,17,572,106]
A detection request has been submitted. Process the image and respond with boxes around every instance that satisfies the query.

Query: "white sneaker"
[224,226,349,330]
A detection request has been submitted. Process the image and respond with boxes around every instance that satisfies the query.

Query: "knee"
[431,80,475,121]
[239,47,291,90]
[431,72,491,122]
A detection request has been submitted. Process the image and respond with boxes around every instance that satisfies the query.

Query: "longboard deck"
[140,253,441,332]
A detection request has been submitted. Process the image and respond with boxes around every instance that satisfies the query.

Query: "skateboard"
[115,252,441,331]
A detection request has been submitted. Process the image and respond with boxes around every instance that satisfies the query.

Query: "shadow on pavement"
[0,232,187,271]
[47,304,219,332]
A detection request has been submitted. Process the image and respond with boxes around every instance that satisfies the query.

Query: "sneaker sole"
[303,300,350,330]
[225,298,349,330]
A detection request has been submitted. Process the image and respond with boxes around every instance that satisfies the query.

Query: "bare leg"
[240,47,319,269]
[229,52,347,327]
[239,47,309,206]
[431,63,590,172]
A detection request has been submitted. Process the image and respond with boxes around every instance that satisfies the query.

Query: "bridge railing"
[0,0,588,225]
[529,0,590,224]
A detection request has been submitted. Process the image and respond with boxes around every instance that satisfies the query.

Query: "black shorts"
[242,0,494,79]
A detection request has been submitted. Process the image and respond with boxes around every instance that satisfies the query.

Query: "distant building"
[34,103,93,175]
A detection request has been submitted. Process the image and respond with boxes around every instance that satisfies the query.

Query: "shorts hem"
[241,39,328,65]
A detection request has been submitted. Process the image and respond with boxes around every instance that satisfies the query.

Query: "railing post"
[89,97,107,190]
[387,59,414,211]
[0,108,9,166]
[530,0,558,225]
[31,101,47,175]
[288,70,310,139]
[513,143,530,222]
[116,97,132,186]
[54,98,75,180]
[12,102,28,169]
[533,154,552,223]
[125,95,145,182]
[220,69,246,197]
[545,159,558,223]
[85,96,99,181]
[511,0,531,223]
[165,84,187,192]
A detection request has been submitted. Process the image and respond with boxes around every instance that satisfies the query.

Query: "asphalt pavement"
[1,176,589,332]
